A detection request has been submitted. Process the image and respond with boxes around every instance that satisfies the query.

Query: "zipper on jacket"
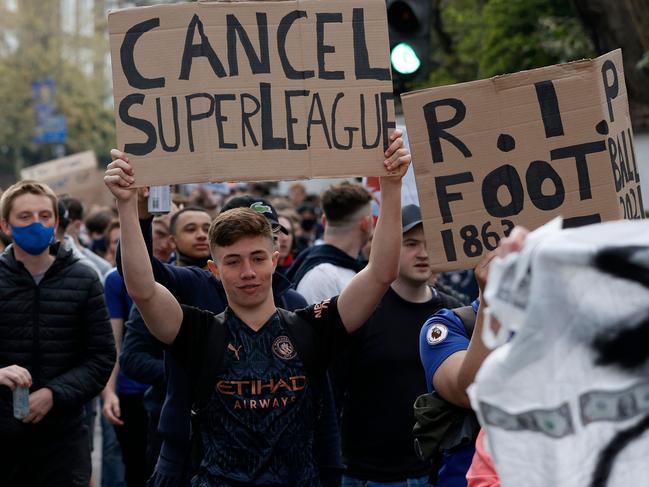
[32,284,41,388]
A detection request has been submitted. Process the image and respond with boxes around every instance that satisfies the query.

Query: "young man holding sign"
[104,130,410,486]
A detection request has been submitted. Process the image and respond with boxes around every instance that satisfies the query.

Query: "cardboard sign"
[108,0,395,187]
[402,49,644,272]
[20,152,113,207]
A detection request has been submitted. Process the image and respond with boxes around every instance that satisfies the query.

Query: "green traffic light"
[391,42,421,75]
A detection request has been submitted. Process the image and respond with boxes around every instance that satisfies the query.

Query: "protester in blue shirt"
[419,244,521,487]
[104,265,150,487]
[419,300,479,487]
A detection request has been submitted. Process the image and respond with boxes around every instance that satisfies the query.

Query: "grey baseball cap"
[402,204,423,234]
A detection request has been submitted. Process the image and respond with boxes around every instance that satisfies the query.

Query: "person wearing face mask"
[294,202,322,255]
[0,181,115,486]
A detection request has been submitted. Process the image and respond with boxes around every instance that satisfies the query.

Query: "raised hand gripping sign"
[402,49,644,272]
[108,0,396,187]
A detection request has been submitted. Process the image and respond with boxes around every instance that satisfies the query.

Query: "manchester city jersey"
[197,311,318,486]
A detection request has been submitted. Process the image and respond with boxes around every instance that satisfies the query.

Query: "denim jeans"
[101,411,126,487]
[342,474,432,487]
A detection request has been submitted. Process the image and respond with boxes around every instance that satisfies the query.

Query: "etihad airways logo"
[216,375,308,411]
[216,375,307,396]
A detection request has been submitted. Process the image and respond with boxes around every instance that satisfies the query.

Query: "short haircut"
[85,209,113,235]
[0,180,58,222]
[169,206,210,235]
[105,219,120,239]
[60,197,83,221]
[0,229,11,247]
[209,207,272,251]
[321,182,372,225]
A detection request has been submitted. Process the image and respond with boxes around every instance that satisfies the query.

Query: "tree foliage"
[0,0,115,188]
[419,0,595,91]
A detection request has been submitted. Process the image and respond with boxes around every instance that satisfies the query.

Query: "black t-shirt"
[171,298,347,486]
[337,287,461,481]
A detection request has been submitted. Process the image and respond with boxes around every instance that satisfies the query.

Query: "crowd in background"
[0,172,483,487]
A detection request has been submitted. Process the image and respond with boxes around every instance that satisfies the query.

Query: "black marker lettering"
[185,93,215,152]
[423,98,471,163]
[240,93,260,147]
[180,14,226,80]
[316,13,344,80]
[120,94,157,155]
[441,229,457,262]
[306,93,331,149]
[526,160,565,211]
[481,164,524,218]
[534,80,564,138]
[277,11,314,80]
[551,141,606,201]
[380,92,396,152]
[213,94,237,149]
[360,94,381,149]
[226,13,270,76]
[331,93,357,150]
[435,172,474,224]
[601,59,618,123]
[285,90,309,150]
[155,97,180,152]
[121,18,165,89]
[259,82,286,149]
[352,8,390,81]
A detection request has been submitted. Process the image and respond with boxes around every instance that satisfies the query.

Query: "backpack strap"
[192,312,228,410]
[189,312,228,471]
[452,305,477,338]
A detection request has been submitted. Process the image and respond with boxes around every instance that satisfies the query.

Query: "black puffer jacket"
[0,243,115,437]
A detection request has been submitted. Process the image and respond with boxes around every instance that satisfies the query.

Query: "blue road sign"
[32,78,67,144]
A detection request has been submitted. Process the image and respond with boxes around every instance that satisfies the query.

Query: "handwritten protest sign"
[108,0,395,187]
[402,49,644,271]
[21,151,112,207]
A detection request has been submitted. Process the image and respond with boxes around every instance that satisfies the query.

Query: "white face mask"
[481,217,564,348]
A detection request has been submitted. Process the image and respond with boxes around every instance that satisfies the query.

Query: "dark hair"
[104,219,120,240]
[0,229,10,247]
[85,209,113,235]
[169,206,210,235]
[321,182,372,224]
[209,207,272,249]
[60,197,83,221]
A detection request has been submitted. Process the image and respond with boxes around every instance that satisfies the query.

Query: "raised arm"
[115,193,184,294]
[434,227,529,408]
[104,150,183,345]
[337,129,410,332]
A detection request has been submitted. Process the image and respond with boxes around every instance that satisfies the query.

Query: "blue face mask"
[10,222,54,255]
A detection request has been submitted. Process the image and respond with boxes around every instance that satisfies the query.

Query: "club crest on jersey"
[272,336,297,360]
[427,324,448,345]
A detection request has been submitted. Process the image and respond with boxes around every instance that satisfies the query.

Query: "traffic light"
[386,0,431,87]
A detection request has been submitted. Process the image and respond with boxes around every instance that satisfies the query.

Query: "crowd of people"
[1,125,643,487]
